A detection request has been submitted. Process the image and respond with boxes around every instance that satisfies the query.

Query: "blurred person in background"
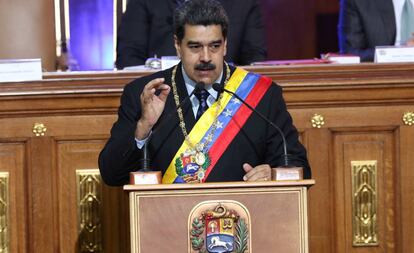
[338,0,414,61]
[115,0,267,69]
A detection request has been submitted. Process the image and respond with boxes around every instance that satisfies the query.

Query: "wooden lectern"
[124,180,314,253]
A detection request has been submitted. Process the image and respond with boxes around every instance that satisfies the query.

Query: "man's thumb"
[243,163,253,173]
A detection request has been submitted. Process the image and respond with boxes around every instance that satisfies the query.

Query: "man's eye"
[189,45,201,49]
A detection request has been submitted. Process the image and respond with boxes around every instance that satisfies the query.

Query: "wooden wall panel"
[56,136,129,252]
[0,143,27,252]
[290,106,414,130]
[0,116,116,138]
[399,126,414,252]
[333,131,397,253]
[57,140,102,252]
[305,129,334,253]
[28,137,57,252]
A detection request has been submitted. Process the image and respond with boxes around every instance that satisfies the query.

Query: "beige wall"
[0,0,56,71]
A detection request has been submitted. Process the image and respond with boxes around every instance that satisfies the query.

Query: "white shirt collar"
[181,65,222,100]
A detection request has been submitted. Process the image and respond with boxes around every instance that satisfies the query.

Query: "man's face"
[175,24,227,85]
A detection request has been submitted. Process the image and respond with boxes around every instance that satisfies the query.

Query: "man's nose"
[200,46,211,62]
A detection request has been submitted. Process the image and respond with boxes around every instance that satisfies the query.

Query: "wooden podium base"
[124,180,314,253]
[129,171,162,185]
[272,167,303,181]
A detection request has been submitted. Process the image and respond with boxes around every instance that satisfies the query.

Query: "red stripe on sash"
[202,76,273,182]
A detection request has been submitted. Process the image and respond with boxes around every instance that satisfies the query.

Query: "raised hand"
[135,78,171,140]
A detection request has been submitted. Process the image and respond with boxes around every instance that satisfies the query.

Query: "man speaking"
[99,0,311,186]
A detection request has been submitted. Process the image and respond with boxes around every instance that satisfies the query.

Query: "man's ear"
[174,35,181,58]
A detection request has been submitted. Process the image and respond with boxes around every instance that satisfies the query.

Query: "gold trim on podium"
[32,123,47,137]
[0,172,9,253]
[403,111,414,126]
[351,161,378,246]
[311,114,325,128]
[76,169,103,252]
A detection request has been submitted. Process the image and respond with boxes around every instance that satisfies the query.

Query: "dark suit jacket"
[98,64,311,186]
[115,0,267,69]
[338,0,396,61]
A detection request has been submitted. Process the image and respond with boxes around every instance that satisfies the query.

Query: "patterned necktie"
[401,0,414,43]
[194,89,209,120]
[175,0,187,5]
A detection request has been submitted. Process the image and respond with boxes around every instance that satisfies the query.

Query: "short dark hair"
[174,0,229,42]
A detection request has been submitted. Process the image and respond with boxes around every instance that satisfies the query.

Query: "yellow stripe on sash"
[162,67,248,183]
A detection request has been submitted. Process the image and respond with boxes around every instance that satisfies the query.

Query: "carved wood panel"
[333,131,397,252]
[56,139,129,252]
[399,126,414,252]
[304,129,333,253]
[289,103,410,253]
[0,143,27,252]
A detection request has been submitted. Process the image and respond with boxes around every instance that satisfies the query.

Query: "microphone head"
[212,82,224,92]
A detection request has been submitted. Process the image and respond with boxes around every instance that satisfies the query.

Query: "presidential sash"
[162,67,272,184]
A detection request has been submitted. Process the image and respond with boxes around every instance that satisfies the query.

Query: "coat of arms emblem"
[176,150,211,183]
[188,201,250,253]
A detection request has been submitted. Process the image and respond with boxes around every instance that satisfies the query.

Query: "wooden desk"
[0,63,413,252]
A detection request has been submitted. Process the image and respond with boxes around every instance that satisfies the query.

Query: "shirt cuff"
[134,131,152,149]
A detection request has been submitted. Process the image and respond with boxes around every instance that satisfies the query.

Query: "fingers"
[141,78,170,102]
[146,78,166,90]
[243,164,272,182]
[139,78,170,128]
[142,78,164,95]
[158,84,171,101]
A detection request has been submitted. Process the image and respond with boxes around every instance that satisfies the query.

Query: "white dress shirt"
[181,65,222,116]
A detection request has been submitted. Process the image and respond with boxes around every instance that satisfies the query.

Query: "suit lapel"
[376,0,396,44]
[175,64,197,131]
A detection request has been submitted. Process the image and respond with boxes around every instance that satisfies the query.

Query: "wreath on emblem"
[190,217,205,251]
[234,219,248,253]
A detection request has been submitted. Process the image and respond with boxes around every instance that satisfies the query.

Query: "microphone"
[212,82,292,167]
[140,82,205,171]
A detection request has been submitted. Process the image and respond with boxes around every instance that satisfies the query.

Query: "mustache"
[195,62,216,71]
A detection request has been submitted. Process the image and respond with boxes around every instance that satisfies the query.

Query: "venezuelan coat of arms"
[188,201,251,253]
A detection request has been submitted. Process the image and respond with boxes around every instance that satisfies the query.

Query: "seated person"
[99,0,310,186]
[338,0,414,61]
[115,0,267,69]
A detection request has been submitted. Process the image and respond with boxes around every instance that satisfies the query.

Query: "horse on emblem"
[208,236,232,251]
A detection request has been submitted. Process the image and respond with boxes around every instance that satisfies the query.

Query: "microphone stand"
[141,141,151,172]
[131,135,161,184]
